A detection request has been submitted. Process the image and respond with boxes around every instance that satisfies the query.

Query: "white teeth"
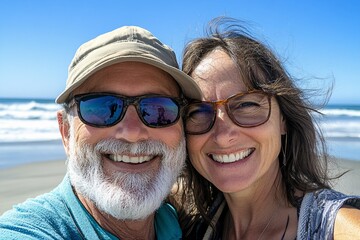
[109,155,152,164]
[211,149,253,163]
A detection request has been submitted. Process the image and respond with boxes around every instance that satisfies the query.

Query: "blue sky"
[0,1,359,104]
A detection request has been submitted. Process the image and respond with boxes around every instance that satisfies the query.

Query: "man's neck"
[77,192,156,239]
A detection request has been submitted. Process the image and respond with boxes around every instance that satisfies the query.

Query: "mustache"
[93,138,173,156]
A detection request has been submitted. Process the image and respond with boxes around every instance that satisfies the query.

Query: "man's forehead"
[72,62,181,96]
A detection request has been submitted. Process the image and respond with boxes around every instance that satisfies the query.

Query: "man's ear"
[57,110,70,155]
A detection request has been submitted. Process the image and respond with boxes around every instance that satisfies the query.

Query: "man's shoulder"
[155,203,182,239]
[0,178,80,239]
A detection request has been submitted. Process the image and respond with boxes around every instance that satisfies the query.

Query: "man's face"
[60,62,186,220]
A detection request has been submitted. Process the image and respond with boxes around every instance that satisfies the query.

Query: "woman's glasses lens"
[185,102,215,134]
[229,92,271,127]
[185,92,271,134]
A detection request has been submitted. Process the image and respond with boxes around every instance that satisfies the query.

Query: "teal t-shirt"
[0,175,182,239]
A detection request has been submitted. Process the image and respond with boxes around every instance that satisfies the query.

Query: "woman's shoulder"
[304,189,360,208]
[297,188,360,239]
[299,188,360,222]
[334,204,360,238]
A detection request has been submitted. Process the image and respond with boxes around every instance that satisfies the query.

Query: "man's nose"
[113,105,149,142]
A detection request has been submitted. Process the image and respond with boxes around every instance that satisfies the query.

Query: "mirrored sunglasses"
[67,93,186,128]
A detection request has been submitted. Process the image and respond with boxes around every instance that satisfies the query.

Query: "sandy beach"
[328,158,360,196]
[0,160,67,215]
[1,158,360,215]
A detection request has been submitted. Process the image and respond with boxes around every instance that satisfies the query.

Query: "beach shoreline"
[0,160,67,215]
[0,140,66,169]
[1,157,360,215]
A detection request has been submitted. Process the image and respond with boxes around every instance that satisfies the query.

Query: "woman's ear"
[57,110,70,155]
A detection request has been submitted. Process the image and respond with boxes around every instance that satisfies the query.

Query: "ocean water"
[0,98,359,168]
[0,98,66,168]
[0,98,61,142]
[317,104,360,161]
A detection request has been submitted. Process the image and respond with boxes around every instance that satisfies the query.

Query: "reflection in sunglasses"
[68,92,186,128]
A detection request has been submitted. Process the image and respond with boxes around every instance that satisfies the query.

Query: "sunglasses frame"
[67,92,187,128]
[185,90,273,135]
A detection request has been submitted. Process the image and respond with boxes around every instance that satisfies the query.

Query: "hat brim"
[56,56,202,103]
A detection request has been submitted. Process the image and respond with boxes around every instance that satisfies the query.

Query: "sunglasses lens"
[139,97,180,127]
[185,102,215,134]
[78,95,123,126]
[229,93,270,127]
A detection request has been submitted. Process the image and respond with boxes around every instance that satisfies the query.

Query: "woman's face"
[187,50,286,193]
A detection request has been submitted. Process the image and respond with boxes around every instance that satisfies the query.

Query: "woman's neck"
[222,167,297,239]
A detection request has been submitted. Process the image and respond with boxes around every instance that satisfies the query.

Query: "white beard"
[66,125,186,220]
